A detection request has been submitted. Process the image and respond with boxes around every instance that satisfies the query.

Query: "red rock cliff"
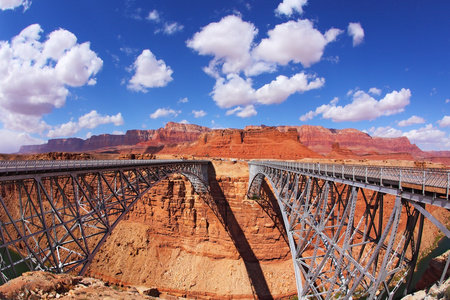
[161,126,322,160]
[87,161,296,299]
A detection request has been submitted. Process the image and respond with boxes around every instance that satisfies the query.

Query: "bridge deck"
[249,161,450,207]
[0,159,210,180]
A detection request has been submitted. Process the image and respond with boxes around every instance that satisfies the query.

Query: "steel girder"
[248,163,429,300]
[0,160,210,284]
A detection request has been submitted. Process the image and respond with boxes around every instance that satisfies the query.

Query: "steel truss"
[248,161,449,300]
[0,160,209,284]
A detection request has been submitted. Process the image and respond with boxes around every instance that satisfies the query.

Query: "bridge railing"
[250,161,450,199]
[0,160,209,177]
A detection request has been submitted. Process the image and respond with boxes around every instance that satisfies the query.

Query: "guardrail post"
[365,167,368,183]
[380,168,383,186]
[399,170,402,190]
[353,166,355,181]
[423,171,426,195]
[447,173,449,200]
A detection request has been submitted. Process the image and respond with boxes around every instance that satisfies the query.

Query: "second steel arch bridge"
[248,161,450,300]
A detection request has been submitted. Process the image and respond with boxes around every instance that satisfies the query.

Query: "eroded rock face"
[87,161,297,299]
[415,250,450,291]
[19,122,210,154]
[295,125,423,156]
[161,126,322,160]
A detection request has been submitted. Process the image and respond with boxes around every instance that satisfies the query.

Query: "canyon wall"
[160,127,322,160]
[87,160,297,299]
[19,122,210,154]
[17,122,450,165]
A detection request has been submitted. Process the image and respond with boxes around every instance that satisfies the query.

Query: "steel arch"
[0,160,210,284]
[247,162,435,300]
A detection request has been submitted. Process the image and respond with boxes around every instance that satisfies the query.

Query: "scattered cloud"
[438,116,450,127]
[147,9,184,35]
[120,46,139,56]
[0,0,31,11]
[163,22,184,35]
[192,110,207,118]
[127,49,173,92]
[446,99,450,103]
[403,124,450,150]
[348,22,364,46]
[149,108,180,119]
[146,10,160,22]
[368,126,403,138]
[0,24,103,133]
[178,97,188,104]
[398,115,425,127]
[179,119,189,124]
[275,0,308,16]
[47,110,123,138]
[226,105,257,118]
[112,130,125,135]
[0,129,44,153]
[254,19,343,68]
[212,72,324,108]
[300,88,411,122]
[368,87,381,96]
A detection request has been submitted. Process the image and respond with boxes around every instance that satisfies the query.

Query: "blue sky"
[0,0,449,153]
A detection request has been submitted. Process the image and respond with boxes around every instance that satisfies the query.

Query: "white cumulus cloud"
[369,87,381,95]
[438,116,450,127]
[254,19,343,68]
[127,49,173,92]
[0,24,103,133]
[192,110,207,118]
[226,105,257,118]
[149,108,180,119]
[255,72,325,105]
[348,22,364,46]
[212,74,255,108]
[300,88,411,122]
[187,15,258,75]
[275,0,308,16]
[47,110,123,138]
[212,72,324,109]
[0,129,44,153]
[369,126,403,138]
[0,0,30,10]
[403,124,450,150]
[398,115,426,127]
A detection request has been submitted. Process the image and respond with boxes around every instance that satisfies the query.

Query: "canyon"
[18,122,450,165]
[2,122,450,299]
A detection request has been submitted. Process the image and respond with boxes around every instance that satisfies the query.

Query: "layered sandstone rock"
[294,125,423,157]
[161,126,322,160]
[87,161,297,299]
[19,122,210,154]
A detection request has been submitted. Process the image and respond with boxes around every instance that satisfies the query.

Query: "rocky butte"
[4,122,450,299]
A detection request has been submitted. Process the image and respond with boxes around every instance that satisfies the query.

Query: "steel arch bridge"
[0,159,210,284]
[248,161,450,300]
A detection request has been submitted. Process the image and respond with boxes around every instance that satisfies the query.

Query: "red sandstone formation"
[277,125,424,157]
[160,126,323,160]
[87,161,297,299]
[16,122,450,165]
[19,122,210,154]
